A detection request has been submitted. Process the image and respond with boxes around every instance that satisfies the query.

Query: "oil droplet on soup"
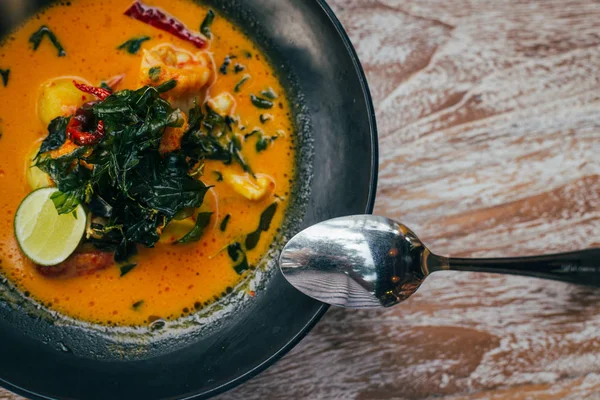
[0,0,296,326]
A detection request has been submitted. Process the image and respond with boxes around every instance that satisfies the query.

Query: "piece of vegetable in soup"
[0,0,296,326]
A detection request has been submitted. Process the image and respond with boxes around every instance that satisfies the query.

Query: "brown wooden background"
[3,0,600,399]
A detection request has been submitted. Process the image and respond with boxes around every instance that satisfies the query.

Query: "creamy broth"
[0,0,295,326]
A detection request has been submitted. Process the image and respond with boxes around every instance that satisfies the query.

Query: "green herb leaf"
[260,88,278,100]
[120,263,137,277]
[257,202,278,231]
[251,130,277,153]
[0,69,9,87]
[29,25,66,57]
[39,117,68,153]
[50,190,82,215]
[99,81,113,92]
[234,64,245,73]
[220,214,230,232]
[156,78,177,93]
[250,94,273,109]
[242,50,252,59]
[149,66,161,81]
[131,153,209,218]
[49,165,93,214]
[181,104,253,174]
[244,129,260,140]
[214,171,223,181]
[200,9,215,38]
[117,36,151,54]
[219,55,233,74]
[36,147,92,214]
[245,202,278,250]
[175,212,212,244]
[256,135,269,152]
[227,242,249,274]
[234,74,250,92]
[35,146,88,181]
[132,300,144,309]
[259,114,271,124]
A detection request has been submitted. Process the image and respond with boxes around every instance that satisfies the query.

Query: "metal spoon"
[279,215,600,308]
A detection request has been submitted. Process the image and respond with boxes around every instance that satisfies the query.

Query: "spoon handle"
[447,249,600,286]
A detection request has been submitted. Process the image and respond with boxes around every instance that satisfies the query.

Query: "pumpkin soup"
[0,0,295,326]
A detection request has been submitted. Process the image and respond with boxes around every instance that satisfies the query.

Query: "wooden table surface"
[3,0,600,399]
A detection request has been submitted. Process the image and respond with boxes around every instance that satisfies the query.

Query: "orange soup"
[0,0,295,326]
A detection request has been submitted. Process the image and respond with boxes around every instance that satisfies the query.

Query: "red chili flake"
[124,1,207,49]
[73,81,112,100]
[248,291,256,297]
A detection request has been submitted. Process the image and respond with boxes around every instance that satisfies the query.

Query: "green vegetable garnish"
[234,75,250,92]
[250,94,273,109]
[256,136,269,152]
[227,242,249,274]
[200,9,215,38]
[260,88,278,100]
[132,300,144,310]
[176,212,213,244]
[149,66,161,81]
[0,69,9,87]
[182,104,253,175]
[38,117,68,153]
[245,202,278,250]
[219,55,233,74]
[220,214,230,232]
[117,36,151,54]
[29,26,66,57]
[33,72,259,263]
[120,263,137,277]
[35,83,207,262]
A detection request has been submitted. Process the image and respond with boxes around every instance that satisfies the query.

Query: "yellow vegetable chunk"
[38,77,92,128]
[223,171,274,201]
[25,145,53,190]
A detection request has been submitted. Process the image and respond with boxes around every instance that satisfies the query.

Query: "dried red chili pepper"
[68,81,109,145]
[124,1,207,49]
[67,107,106,146]
[73,81,112,101]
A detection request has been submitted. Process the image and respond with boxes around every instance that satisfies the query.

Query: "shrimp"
[140,44,213,104]
[25,144,54,190]
[38,77,94,127]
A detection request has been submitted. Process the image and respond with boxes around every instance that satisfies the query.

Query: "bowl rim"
[0,0,378,398]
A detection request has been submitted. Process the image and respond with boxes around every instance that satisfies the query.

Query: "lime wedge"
[14,188,86,266]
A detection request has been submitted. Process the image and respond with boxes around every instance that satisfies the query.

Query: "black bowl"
[0,0,377,398]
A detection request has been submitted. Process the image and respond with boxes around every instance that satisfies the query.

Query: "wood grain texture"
[2,0,600,399]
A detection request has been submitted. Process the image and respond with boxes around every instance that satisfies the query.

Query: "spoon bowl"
[280,215,600,308]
